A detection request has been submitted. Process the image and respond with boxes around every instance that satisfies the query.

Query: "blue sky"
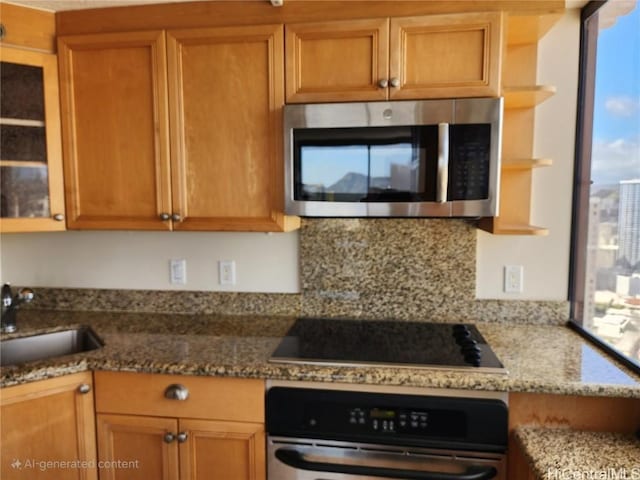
[591,2,640,186]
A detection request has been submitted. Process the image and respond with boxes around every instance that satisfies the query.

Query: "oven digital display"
[370,408,396,419]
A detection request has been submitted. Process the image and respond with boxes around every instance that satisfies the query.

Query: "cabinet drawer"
[95,371,264,422]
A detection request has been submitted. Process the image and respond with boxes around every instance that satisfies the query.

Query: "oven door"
[268,437,506,480]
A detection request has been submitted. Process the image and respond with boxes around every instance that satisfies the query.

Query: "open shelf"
[506,14,563,46]
[478,218,549,236]
[502,158,553,170]
[503,85,556,108]
[482,11,563,236]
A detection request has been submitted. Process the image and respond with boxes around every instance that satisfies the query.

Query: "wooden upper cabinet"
[285,18,389,103]
[286,12,503,103]
[389,12,503,99]
[0,46,66,232]
[0,3,56,52]
[167,24,296,231]
[58,30,172,230]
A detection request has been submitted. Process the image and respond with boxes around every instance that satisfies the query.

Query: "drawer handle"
[164,384,189,401]
[78,383,91,394]
[163,432,175,443]
[177,432,188,443]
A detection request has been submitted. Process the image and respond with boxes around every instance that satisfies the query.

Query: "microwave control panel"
[448,124,491,201]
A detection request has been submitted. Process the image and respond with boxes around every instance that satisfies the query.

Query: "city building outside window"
[571,0,640,372]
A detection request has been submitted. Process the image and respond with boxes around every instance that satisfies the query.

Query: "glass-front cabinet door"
[0,47,65,232]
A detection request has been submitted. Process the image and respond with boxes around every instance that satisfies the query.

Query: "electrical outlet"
[218,260,236,285]
[504,265,523,293]
[170,259,187,285]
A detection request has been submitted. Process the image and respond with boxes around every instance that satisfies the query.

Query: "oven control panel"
[302,401,465,439]
[349,408,430,434]
[266,387,508,450]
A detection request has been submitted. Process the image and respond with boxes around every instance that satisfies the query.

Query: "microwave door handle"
[437,123,450,203]
[275,448,497,480]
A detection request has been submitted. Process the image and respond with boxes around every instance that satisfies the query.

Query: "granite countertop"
[515,426,640,479]
[1,309,639,397]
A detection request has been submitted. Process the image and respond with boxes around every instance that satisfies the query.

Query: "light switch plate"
[504,265,523,293]
[218,260,236,285]
[170,259,187,285]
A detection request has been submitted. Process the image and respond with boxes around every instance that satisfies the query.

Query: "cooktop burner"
[270,318,506,374]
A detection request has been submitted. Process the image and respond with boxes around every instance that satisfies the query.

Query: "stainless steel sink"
[1,327,103,366]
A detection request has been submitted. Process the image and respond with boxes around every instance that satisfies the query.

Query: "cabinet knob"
[164,384,189,401]
[78,384,91,394]
[159,213,171,221]
[389,77,400,88]
[53,213,65,221]
[163,432,175,443]
[177,432,188,443]
[378,79,389,89]
[171,213,182,223]
[0,24,5,40]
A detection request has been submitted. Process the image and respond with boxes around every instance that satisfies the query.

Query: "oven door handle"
[275,448,498,480]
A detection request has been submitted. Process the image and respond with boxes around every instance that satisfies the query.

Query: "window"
[571,0,640,373]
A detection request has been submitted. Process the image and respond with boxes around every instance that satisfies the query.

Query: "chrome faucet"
[1,283,35,333]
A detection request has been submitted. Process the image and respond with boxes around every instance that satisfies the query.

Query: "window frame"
[568,0,640,375]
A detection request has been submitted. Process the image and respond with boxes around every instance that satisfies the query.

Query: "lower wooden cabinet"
[508,439,537,480]
[96,414,179,480]
[179,419,265,480]
[0,372,98,480]
[94,371,266,480]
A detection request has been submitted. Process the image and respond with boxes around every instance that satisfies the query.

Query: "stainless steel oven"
[266,382,507,480]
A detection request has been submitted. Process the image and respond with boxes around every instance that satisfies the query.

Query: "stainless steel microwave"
[284,98,503,217]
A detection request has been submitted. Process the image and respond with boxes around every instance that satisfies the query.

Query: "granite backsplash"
[24,219,569,325]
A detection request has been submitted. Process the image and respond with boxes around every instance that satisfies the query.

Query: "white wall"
[0,11,581,298]
[0,231,300,292]
[476,10,580,300]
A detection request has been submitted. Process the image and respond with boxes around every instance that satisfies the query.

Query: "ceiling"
[3,0,218,11]
[4,0,595,12]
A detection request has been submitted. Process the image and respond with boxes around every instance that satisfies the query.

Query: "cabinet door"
[0,372,97,480]
[167,25,296,231]
[58,31,172,230]
[0,3,56,52]
[0,46,66,232]
[285,18,389,103]
[96,414,179,480]
[179,419,265,480]
[389,13,503,99]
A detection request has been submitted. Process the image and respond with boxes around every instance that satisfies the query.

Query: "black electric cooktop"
[270,318,506,374]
